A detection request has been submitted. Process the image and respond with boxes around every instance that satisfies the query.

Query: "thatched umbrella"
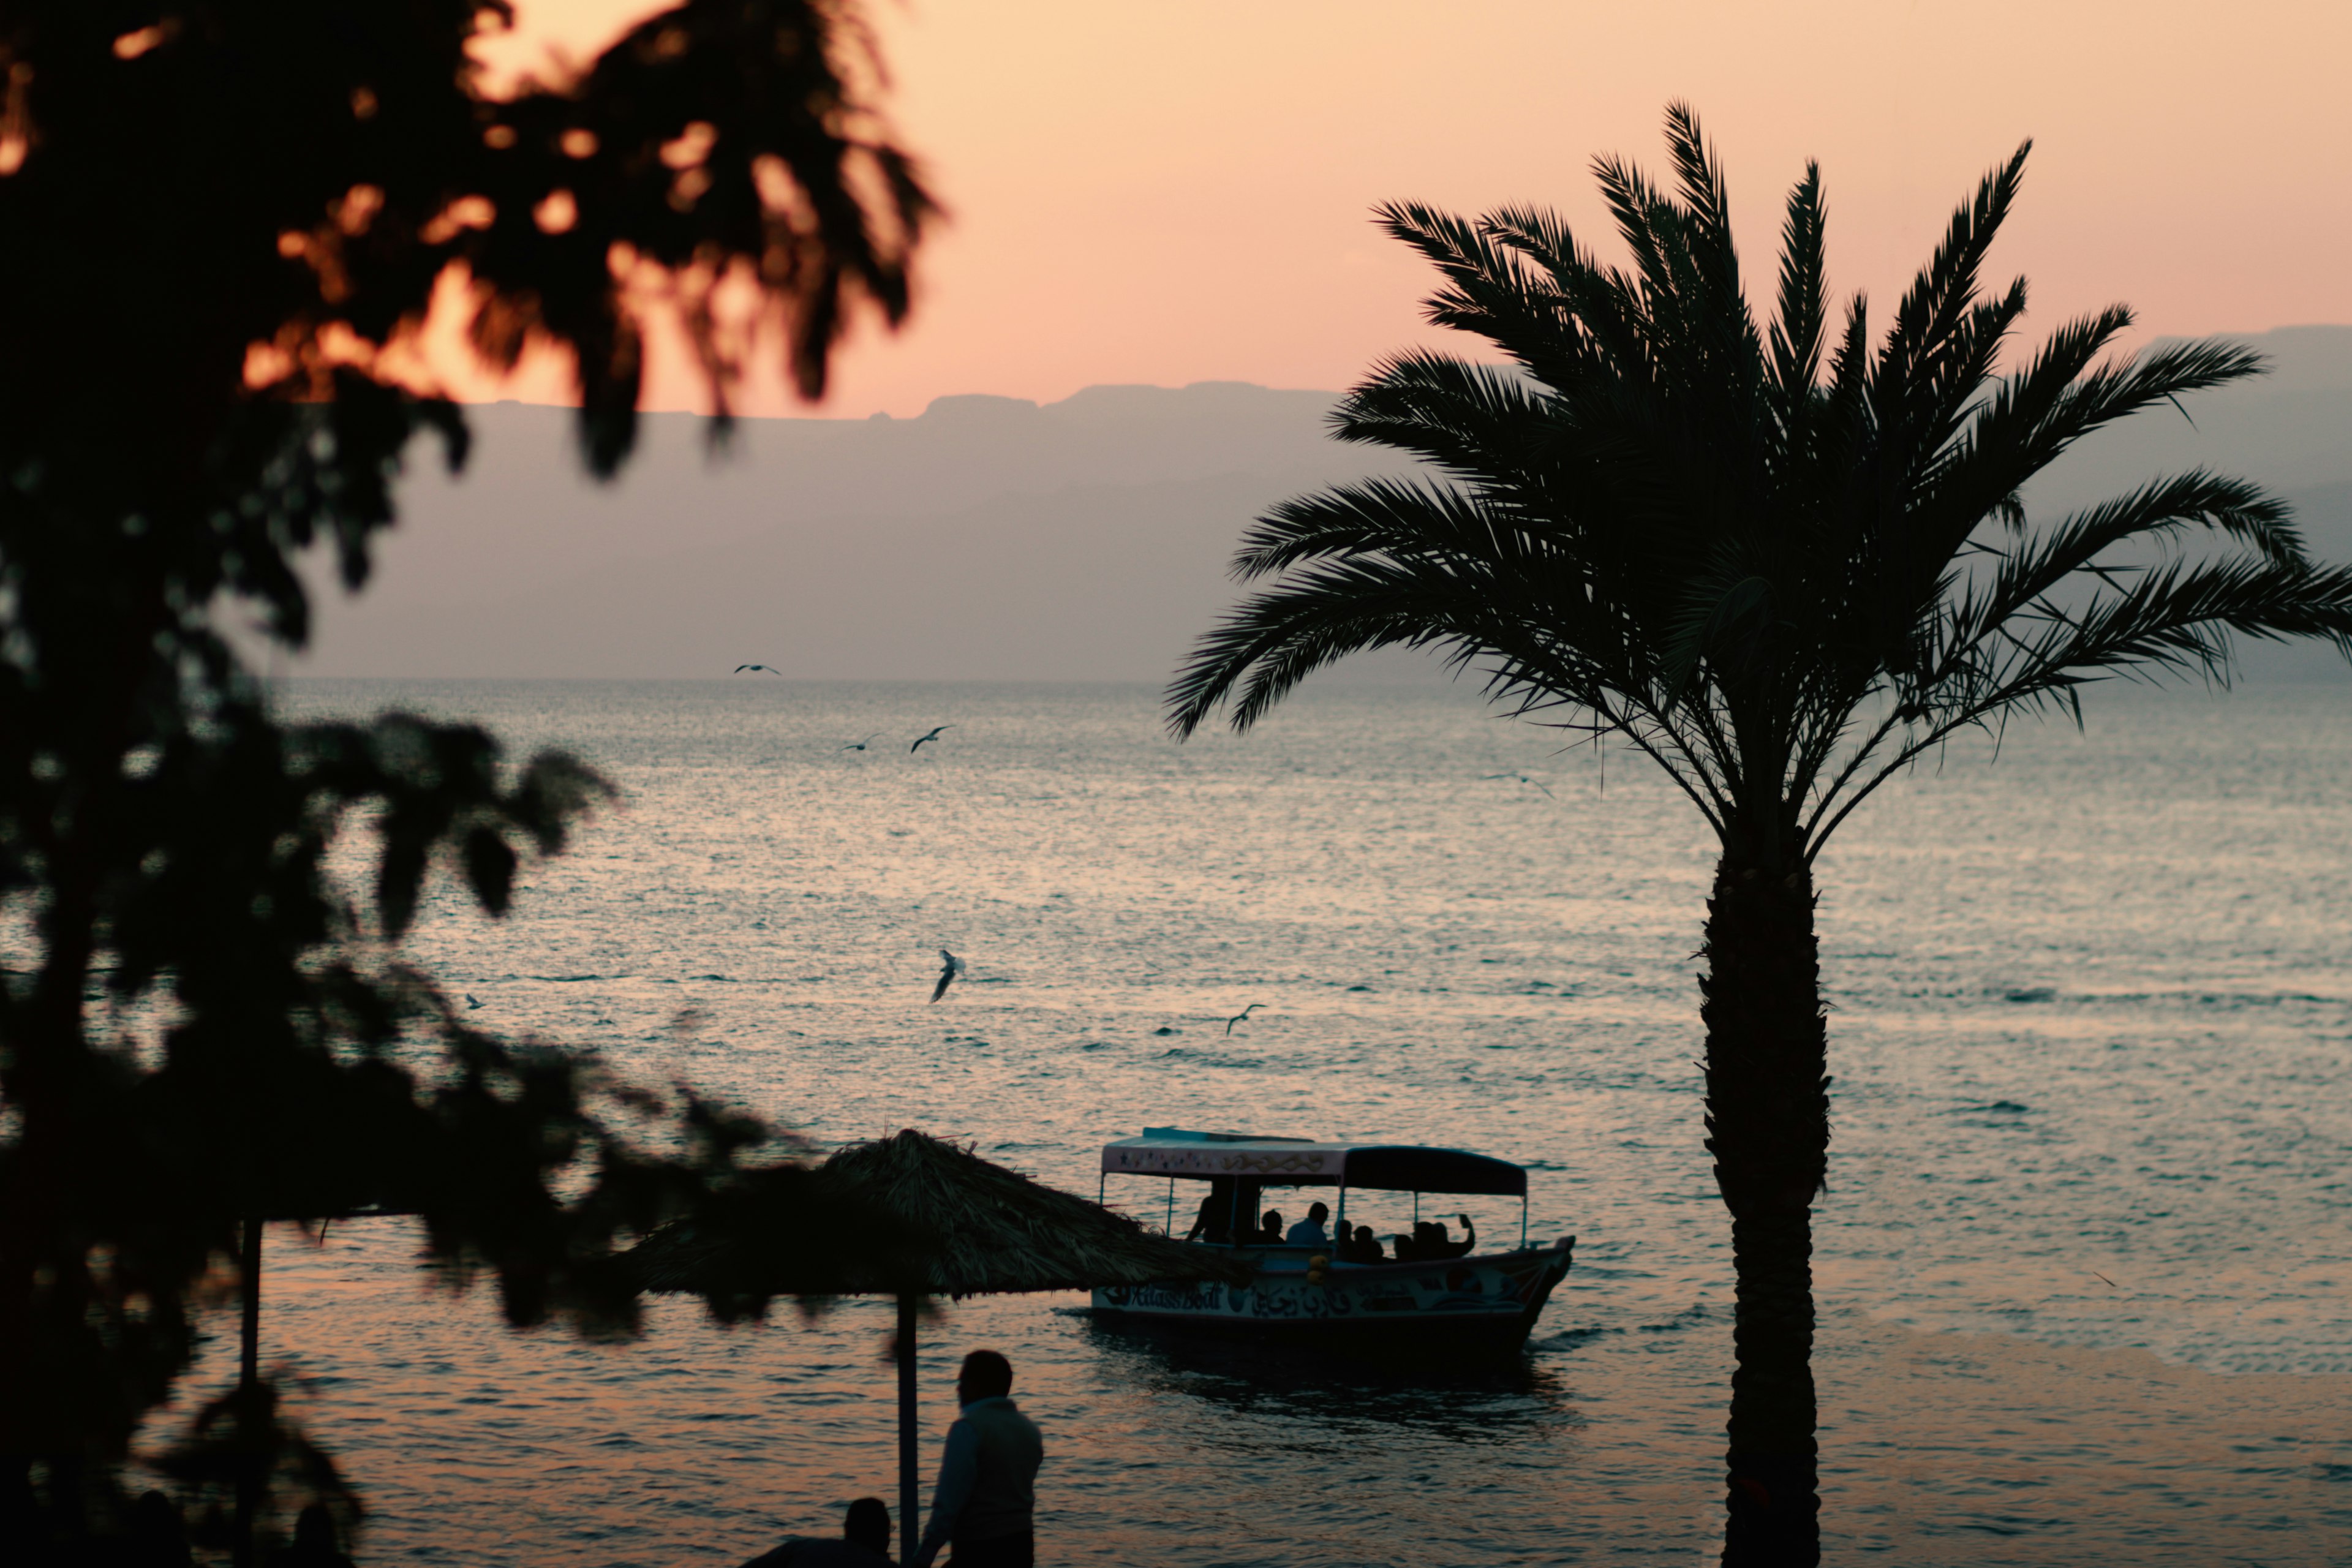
[631,1129,1246,1561]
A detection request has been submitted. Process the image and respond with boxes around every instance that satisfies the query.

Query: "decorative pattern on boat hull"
[1092,1238,1574,1351]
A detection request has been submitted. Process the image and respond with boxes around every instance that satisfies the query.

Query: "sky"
[457,0,2351,418]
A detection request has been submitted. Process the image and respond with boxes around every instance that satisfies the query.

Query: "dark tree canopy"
[0,0,930,1553]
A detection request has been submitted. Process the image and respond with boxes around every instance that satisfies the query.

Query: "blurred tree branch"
[0,0,930,1556]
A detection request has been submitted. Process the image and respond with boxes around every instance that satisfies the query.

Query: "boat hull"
[1091,1237,1574,1353]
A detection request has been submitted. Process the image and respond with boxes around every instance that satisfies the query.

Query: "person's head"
[1354,1226,1373,1243]
[1307,1201,1329,1224]
[293,1504,336,1551]
[130,1491,184,1544]
[956,1349,1013,1405]
[843,1497,890,1552]
[1262,1209,1281,1233]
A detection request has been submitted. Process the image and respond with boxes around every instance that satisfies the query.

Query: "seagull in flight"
[464,993,484,1011]
[1485,772,1556,799]
[930,948,967,1003]
[910,725,955,754]
[1224,1003,1265,1036]
[734,663,783,674]
[841,733,881,752]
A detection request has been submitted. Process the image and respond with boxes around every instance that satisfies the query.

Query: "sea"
[182,677,2351,1566]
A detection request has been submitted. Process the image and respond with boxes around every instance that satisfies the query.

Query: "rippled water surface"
[186,679,2351,1564]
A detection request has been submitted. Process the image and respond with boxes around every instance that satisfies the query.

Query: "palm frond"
[1224,478,1526,582]
[1330,352,1560,481]
[1768,162,1828,415]
[1869,143,2030,438]
[1170,107,2350,872]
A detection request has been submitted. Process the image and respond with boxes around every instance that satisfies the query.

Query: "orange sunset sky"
[464,0,2352,419]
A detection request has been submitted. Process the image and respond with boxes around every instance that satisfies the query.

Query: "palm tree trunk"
[1700,852,1829,1567]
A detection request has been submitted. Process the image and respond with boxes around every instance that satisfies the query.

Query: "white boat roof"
[1102,1127,1527,1197]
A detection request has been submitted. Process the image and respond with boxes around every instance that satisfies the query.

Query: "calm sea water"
[190,678,2350,1565]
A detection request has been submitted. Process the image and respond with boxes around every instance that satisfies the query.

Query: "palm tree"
[1165,105,2352,1566]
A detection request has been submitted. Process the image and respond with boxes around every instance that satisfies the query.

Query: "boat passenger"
[1183,1181,1235,1245]
[1342,1224,1383,1263]
[1255,1209,1283,1245]
[1424,1214,1477,1259]
[1284,1201,1331,1246]
[1397,1219,1466,1262]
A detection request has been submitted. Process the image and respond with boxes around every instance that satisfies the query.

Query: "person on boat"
[1284,1201,1331,1245]
[1254,1209,1283,1244]
[741,1498,895,1566]
[912,1351,1043,1568]
[1183,1180,1235,1245]
[1341,1224,1384,1263]
[1421,1214,1476,1259]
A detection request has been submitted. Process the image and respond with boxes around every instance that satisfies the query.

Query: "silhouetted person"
[741,1497,895,1566]
[1284,1201,1331,1245]
[912,1351,1042,1568]
[266,1505,354,1568]
[123,1490,194,1568]
[1254,1209,1283,1244]
[1344,1224,1384,1263]
[1182,1180,1234,1245]
[1395,1215,1477,1261]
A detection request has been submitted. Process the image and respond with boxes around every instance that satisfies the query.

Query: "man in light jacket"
[911,1350,1044,1568]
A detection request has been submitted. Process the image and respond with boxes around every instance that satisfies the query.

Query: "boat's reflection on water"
[1073,1310,1579,1447]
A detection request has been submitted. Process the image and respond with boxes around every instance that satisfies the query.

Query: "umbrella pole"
[898,1291,918,1565]
[233,1215,261,1568]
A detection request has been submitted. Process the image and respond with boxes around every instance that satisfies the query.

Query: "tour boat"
[1090,1127,1575,1352]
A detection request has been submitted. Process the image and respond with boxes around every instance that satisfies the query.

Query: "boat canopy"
[1101,1128,1528,1198]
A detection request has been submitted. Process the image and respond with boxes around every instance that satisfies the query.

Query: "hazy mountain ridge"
[291,328,2352,682]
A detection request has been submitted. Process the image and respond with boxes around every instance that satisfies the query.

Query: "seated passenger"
[1430,1213,1477,1259]
[1254,1209,1283,1245]
[1284,1201,1331,1246]
[1343,1225,1384,1263]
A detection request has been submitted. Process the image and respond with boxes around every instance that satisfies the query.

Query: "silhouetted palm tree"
[1167,105,2352,1566]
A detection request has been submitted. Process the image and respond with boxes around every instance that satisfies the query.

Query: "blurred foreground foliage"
[0,0,931,1556]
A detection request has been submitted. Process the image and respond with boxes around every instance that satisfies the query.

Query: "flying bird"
[734,663,783,674]
[841,733,881,751]
[464,993,484,1011]
[1485,772,1556,799]
[930,948,967,1003]
[910,725,956,754]
[1224,1003,1265,1036]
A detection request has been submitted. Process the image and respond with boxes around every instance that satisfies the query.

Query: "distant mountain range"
[290,325,2352,684]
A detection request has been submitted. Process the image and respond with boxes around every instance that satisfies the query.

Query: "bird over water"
[930,948,967,1003]
[911,725,955,754]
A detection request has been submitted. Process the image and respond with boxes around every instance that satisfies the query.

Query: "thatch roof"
[629,1128,1247,1298]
